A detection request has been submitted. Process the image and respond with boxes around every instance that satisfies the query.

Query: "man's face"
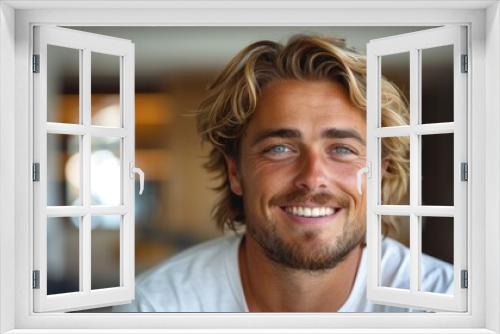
[227,79,367,271]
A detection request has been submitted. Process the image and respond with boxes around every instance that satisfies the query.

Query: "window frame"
[1,1,498,333]
[33,26,136,312]
[365,26,468,312]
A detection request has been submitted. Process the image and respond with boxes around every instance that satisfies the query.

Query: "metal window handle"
[356,163,371,195]
[130,162,145,195]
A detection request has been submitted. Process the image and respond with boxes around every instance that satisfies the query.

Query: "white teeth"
[284,206,337,218]
[312,208,320,217]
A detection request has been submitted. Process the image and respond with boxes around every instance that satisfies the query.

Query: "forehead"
[249,79,365,132]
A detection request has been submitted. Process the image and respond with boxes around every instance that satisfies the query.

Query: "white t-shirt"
[113,233,453,312]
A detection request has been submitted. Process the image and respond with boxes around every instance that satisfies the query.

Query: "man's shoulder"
[138,233,243,309]
[137,233,242,289]
[113,233,244,312]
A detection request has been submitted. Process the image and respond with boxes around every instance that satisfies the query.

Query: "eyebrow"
[252,127,365,146]
[252,128,302,145]
[322,128,365,145]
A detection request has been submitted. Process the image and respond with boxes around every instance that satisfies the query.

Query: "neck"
[238,233,364,312]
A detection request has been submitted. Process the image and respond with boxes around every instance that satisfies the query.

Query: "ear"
[381,159,390,177]
[224,154,243,196]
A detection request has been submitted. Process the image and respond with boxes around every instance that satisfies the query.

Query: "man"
[115,35,452,312]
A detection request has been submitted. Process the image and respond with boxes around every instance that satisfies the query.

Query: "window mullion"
[81,48,91,294]
[415,122,454,135]
[409,47,420,294]
[46,122,85,135]
[375,123,455,138]
[374,205,454,216]
[46,206,86,217]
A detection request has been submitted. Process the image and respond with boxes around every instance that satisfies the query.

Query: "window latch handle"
[356,163,371,195]
[130,162,145,195]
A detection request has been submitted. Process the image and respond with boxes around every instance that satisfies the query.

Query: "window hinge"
[32,163,40,182]
[461,269,468,289]
[32,270,40,289]
[461,162,468,182]
[461,54,468,73]
[32,55,40,73]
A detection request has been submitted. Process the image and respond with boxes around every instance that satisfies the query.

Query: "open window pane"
[421,45,454,124]
[380,215,410,290]
[91,52,121,128]
[380,137,410,205]
[47,134,81,206]
[91,137,122,206]
[35,26,135,312]
[47,217,80,295]
[421,133,454,206]
[367,25,466,312]
[91,215,121,290]
[420,216,454,295]
[380,52,410,127]
[47,45,80,124]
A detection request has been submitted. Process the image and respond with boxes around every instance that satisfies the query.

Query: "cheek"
[242,163,297,219]
[246,159,297,185]
[328,163,360,191]
[241,163,286,204]
[328,163,366,215]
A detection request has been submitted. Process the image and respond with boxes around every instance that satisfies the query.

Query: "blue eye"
[269,145,289,154]
[334,146,354,155]
[264,144,292,155]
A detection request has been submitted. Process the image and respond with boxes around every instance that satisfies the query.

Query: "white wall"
[0,2,16,333]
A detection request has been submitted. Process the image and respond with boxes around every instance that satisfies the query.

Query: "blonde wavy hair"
[196,35,409,236]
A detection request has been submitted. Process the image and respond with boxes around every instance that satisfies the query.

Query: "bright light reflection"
[65,149,121,230]
[93,103,120,127]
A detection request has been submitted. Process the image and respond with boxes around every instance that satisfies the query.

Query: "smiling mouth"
[282,206,340,218]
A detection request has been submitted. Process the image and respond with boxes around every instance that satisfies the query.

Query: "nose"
[293,150,329,192]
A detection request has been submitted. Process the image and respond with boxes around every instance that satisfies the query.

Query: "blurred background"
[44,26,455,309]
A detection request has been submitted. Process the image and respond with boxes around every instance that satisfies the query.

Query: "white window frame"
[33,26,136,312]
[366,26,468,312]
[0,1,499,333]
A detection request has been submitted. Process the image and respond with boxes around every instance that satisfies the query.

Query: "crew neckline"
[225,233,367,313]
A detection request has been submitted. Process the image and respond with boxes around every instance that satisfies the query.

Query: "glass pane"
[380,52,410,127]
[420,216,454,295]
[380,137,410,205]
[47,217,80,295]
[91,137,121,206]
[91,52,121,127]
[421,45,454,124]
[421,134,454,206]
[380,215,410,290]
[47,45,80,124]
[47,134,80,206]
[91,215,121,290]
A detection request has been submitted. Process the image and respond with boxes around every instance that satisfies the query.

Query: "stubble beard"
[246,212,365,272]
